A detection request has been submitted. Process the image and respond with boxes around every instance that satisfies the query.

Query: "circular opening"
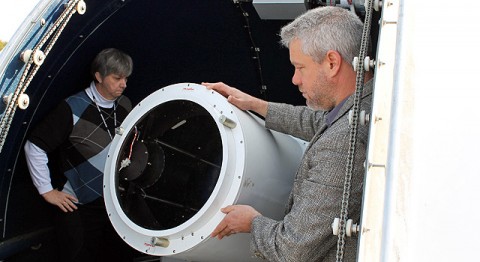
[115,100,222,230]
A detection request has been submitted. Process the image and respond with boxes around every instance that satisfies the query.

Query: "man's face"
[289,39,336,111]
[95,72,128,100]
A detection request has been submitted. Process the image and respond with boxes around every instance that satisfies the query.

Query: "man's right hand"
[42,189,78,212]
[201,82,268,117]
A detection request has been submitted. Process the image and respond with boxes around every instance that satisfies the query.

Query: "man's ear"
[94,72,103,83]
[324,50,342,77]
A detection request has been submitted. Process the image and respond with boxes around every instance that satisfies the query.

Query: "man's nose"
[292,71,301,86]
[120,78,127,88]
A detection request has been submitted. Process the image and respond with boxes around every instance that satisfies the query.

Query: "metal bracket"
[332,218,360,237]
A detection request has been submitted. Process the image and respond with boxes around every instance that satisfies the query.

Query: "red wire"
[128,128,138,159]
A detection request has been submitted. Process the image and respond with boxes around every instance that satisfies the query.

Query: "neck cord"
[91,94,116,140]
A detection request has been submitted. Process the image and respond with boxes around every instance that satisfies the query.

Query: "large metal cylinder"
[104,83,306,261]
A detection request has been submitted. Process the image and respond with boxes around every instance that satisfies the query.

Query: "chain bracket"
[0,0,87,152]
[332,218,360,237]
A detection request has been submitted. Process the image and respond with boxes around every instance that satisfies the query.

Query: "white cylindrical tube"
[104,83,306,261]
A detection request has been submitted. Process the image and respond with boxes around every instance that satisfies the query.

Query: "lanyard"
[92,94,117,140]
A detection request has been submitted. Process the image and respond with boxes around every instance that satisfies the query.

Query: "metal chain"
[335,0,374,261]
[0,0,82,152]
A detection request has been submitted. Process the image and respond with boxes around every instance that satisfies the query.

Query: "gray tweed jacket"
[250,80,373,262]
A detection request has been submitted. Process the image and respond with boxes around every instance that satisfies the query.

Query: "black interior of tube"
[115,99,222,230]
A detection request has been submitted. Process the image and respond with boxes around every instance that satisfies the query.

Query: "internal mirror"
[115,100,223,230]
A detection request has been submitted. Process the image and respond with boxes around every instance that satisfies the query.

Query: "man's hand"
[42,189,78,212]
[201,82,268,117]
[211,205,261,240]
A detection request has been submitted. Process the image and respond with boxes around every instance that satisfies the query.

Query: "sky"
[0,0,40,42]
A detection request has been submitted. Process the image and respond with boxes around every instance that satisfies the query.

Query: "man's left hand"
[210,205,261,239]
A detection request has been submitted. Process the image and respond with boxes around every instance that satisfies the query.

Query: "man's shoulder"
[64,89,93,116]
[65,89,90,105]
[117,95,132,111]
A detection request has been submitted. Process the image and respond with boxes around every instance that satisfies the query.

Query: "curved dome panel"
[104,83,306,261]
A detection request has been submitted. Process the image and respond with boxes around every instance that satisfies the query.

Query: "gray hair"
[280,6,364,66]
[90,48,133,81]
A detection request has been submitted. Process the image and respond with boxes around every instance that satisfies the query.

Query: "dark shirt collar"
[326,97,348,127]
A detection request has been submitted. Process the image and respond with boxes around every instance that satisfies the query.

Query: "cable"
[234,1,267,100]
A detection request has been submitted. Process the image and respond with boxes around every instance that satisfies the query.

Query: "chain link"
[0,0,82,152]
[335,0,374,261]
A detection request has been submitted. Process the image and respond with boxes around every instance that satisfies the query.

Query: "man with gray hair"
[204,6,373,261]
[24,48,135,261]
